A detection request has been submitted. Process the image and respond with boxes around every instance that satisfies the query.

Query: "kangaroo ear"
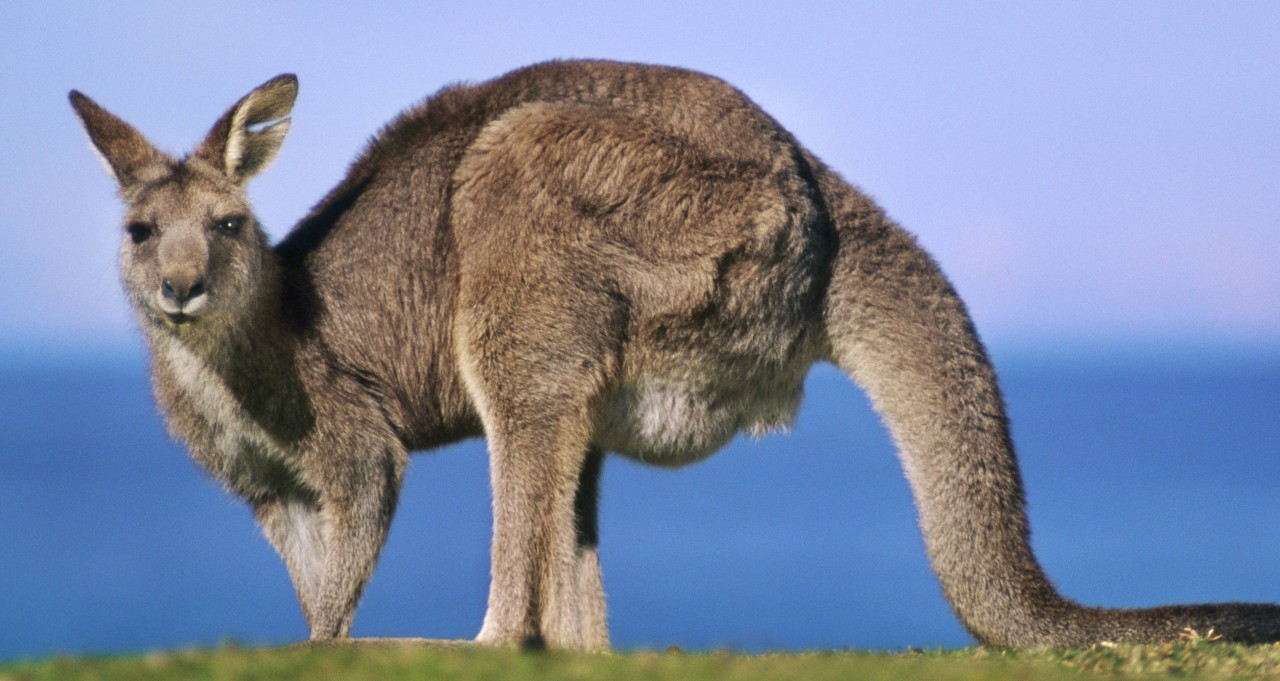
[69,90,169,189]
[195,74,298,184]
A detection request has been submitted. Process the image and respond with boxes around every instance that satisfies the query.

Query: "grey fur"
[70,60,1280,649]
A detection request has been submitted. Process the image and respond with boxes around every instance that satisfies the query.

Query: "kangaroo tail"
[810,159,1280,647]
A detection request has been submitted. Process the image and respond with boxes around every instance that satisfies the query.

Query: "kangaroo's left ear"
[194,74,298,184]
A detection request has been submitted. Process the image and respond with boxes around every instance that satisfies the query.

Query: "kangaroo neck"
[154,254,316,447]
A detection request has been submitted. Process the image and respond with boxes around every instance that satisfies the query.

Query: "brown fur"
[71,60,1280,649]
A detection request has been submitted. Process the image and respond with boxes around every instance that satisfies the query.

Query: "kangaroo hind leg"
[458,280,622,650]
[470,381,611,650]
[573,448,609,650]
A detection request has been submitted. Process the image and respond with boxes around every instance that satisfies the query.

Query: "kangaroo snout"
[154,227,213,322]
[162,276,205,303]
[158,273,208,320]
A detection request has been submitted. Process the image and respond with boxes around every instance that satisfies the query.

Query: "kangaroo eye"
[214,216,244,236]
[126,222,153,244]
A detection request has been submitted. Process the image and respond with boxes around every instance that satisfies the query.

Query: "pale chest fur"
[155,337,292,488]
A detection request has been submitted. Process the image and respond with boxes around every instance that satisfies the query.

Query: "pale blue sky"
[4,1,1278,357]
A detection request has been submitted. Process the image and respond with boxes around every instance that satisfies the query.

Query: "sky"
[3,1,1278,359]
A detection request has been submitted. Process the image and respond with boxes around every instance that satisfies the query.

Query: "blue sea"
[2,348,1279,659]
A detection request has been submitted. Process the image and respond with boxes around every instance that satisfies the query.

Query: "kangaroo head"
[70,75,298,339]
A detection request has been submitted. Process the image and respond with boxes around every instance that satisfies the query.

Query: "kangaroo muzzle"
[157,271,208,321]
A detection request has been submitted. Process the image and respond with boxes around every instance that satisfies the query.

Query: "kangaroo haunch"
[71,60,1280,649]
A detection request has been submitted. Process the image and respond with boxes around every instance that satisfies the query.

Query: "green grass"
[8,639,1280,681]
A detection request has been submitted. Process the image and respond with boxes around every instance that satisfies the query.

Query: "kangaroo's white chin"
[156,293,209,321]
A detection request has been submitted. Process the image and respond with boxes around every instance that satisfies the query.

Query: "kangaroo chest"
[157,339,293,491]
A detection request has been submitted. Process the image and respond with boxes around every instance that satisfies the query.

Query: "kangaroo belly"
[594,360,808,467]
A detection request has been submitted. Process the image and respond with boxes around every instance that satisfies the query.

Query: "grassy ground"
[7,637,1280,681]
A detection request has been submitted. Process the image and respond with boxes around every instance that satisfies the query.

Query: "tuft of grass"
[7,639,1280,681]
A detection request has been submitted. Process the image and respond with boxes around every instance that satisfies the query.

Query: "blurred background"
[2,0,1277,658]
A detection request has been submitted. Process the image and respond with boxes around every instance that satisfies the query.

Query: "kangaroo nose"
[162,277,206,304]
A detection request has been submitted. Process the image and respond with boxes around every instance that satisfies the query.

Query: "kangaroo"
[71,60,1280,650]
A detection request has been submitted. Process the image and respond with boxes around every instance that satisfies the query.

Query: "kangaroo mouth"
[157,292,208,326]
[159,302,208,327]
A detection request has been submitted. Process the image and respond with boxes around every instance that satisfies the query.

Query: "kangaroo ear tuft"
[196,74,299,184]
[70,90,169,189]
